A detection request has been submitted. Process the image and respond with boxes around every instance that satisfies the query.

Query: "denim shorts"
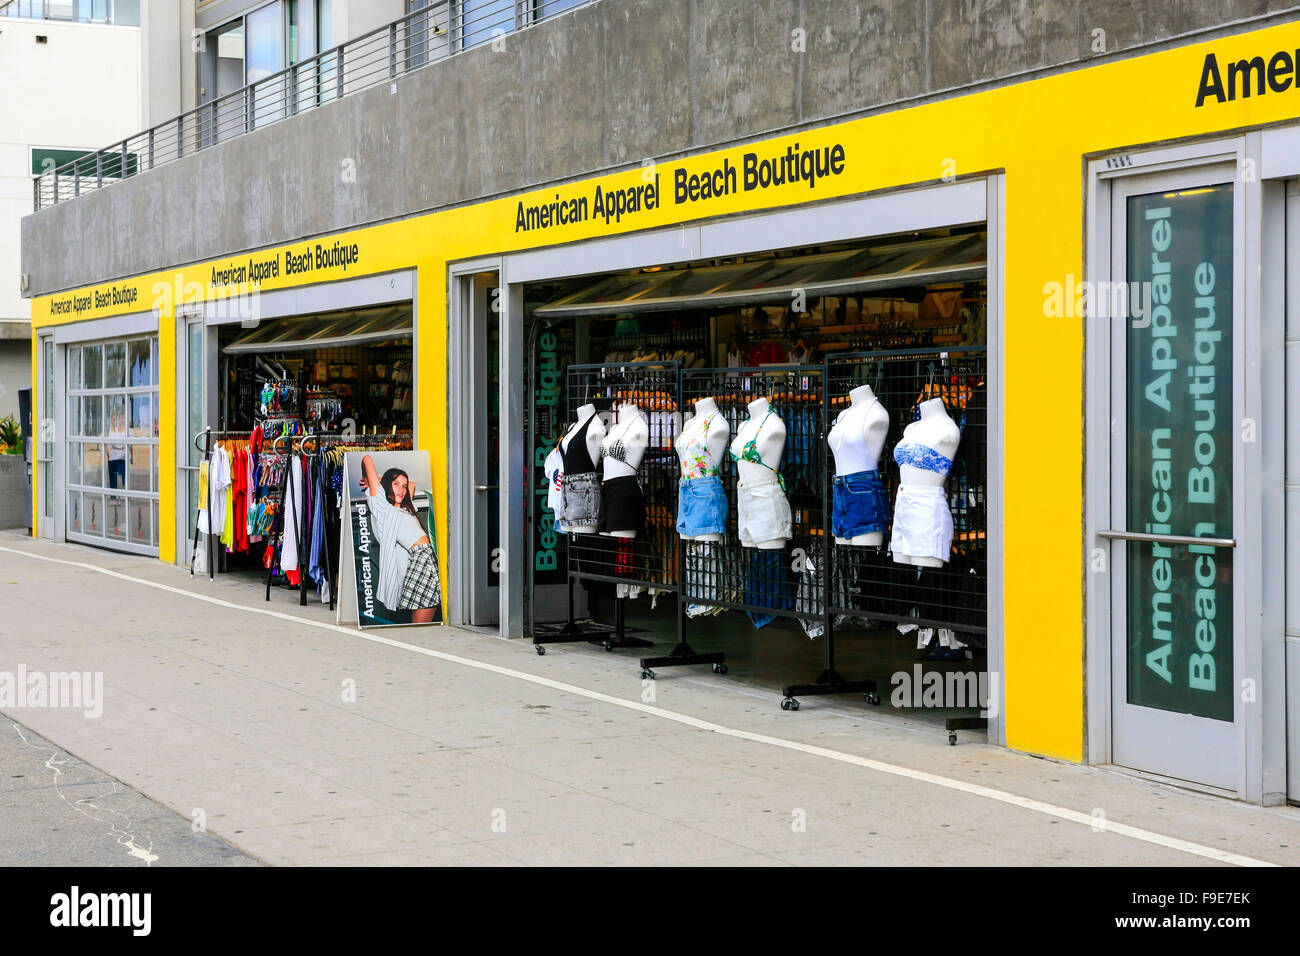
[561,472,601,528]
[676,475,727,537]
[832,469,889,539]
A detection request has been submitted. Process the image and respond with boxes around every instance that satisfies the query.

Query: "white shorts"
[890,484,953,563]
[736,471,793,548]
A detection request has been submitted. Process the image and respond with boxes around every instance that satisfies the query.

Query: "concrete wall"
[0,337,29,425]
[23,0,1300,295]
[0,455,29,531]
[2,18,142,312]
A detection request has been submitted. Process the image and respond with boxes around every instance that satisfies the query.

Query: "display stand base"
[638,642,727,680]
[945,715,988,745]
[780,669,878,711]
[530,619,653,655]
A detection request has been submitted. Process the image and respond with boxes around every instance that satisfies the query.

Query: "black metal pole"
[189,427,211,577]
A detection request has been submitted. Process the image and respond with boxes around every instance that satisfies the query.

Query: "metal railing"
[32,0,594,211]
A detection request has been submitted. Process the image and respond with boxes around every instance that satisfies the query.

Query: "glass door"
[465,272,500,627]
[1106,169,1240,789]
[65,336,160,554]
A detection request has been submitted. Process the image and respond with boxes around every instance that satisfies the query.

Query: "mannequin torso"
[676,396,730,542]
[561,404,605,473]
[601,404,648,539]
[602,404,648,479]
[828,384,889,545]
[730,396,788,549]
[560,404,604,534]
[893,397,959,566]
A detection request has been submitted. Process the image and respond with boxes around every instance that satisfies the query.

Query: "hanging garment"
[198,446,231,535]
[230,448,248,552]
[220,466,235,549]
[279,456,305,574]
[309,461,326,594]
[544,446,565,532]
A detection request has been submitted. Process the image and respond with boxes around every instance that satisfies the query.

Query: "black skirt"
[598,475,643,535]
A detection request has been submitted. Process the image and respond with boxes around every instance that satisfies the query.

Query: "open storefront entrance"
[182,273,416,611]
[478,182,1004,735]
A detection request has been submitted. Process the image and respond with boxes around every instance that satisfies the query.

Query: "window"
[67,335,159,552]
[245,1,284,84]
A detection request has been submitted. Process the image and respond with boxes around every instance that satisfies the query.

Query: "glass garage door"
[65,336,160,554]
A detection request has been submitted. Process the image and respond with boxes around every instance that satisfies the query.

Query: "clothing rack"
[522,340,990,729]
[533,361,679,655]
[823,346,988,739]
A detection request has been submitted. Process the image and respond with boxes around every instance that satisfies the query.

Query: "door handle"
[1097,530,1235,548]
[475,485,497,492]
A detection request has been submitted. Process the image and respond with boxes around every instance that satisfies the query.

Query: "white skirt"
[890,484,953,564]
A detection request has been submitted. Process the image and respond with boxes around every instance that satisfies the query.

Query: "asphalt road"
[0,718,258,867]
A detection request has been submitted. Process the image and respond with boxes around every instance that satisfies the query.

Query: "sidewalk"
[1,531,1296,866]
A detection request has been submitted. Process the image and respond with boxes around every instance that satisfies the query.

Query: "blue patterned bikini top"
[894,441,953,476]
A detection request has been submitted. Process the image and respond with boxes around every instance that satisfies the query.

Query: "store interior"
[197,304,415,600]
[524,226,992,734]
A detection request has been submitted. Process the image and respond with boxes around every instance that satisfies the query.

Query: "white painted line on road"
[0,543,1277,867]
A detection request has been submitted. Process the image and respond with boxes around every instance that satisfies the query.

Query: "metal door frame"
[448,256,511,634]
[1086,134,1289,802]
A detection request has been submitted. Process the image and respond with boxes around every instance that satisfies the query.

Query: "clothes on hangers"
[198,444,231,535]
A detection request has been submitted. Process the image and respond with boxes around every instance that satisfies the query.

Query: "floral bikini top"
[729,409,786,491]
[677,412,721,480]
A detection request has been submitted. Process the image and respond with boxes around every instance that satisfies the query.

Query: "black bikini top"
[561,415,599,474]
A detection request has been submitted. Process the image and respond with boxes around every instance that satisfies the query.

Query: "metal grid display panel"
[679,365,825,623]
[564,362,682,593]
[825,347,988,634]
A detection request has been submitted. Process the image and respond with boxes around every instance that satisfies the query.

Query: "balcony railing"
[32,0,593,211]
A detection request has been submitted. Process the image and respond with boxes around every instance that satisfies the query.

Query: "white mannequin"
[676,396,731,543]
[561,403,605,534]
[601,402,648,539]
[828,384,889,546]
[894,397,960,567]
[730,396,788,550]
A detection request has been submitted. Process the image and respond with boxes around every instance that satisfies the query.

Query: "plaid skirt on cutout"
[399,542,441,609]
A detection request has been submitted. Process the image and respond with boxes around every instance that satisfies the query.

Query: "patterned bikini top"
[894,440,954,477]
[603,415,643,466]
[730,410,786,491]
[677,412,720,480]
[607,438,630,464]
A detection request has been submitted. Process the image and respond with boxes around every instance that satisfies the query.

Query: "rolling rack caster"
[945,715,987,745]
[780,697,800,711]
[635,558,727,680]
[531,579,652,655]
